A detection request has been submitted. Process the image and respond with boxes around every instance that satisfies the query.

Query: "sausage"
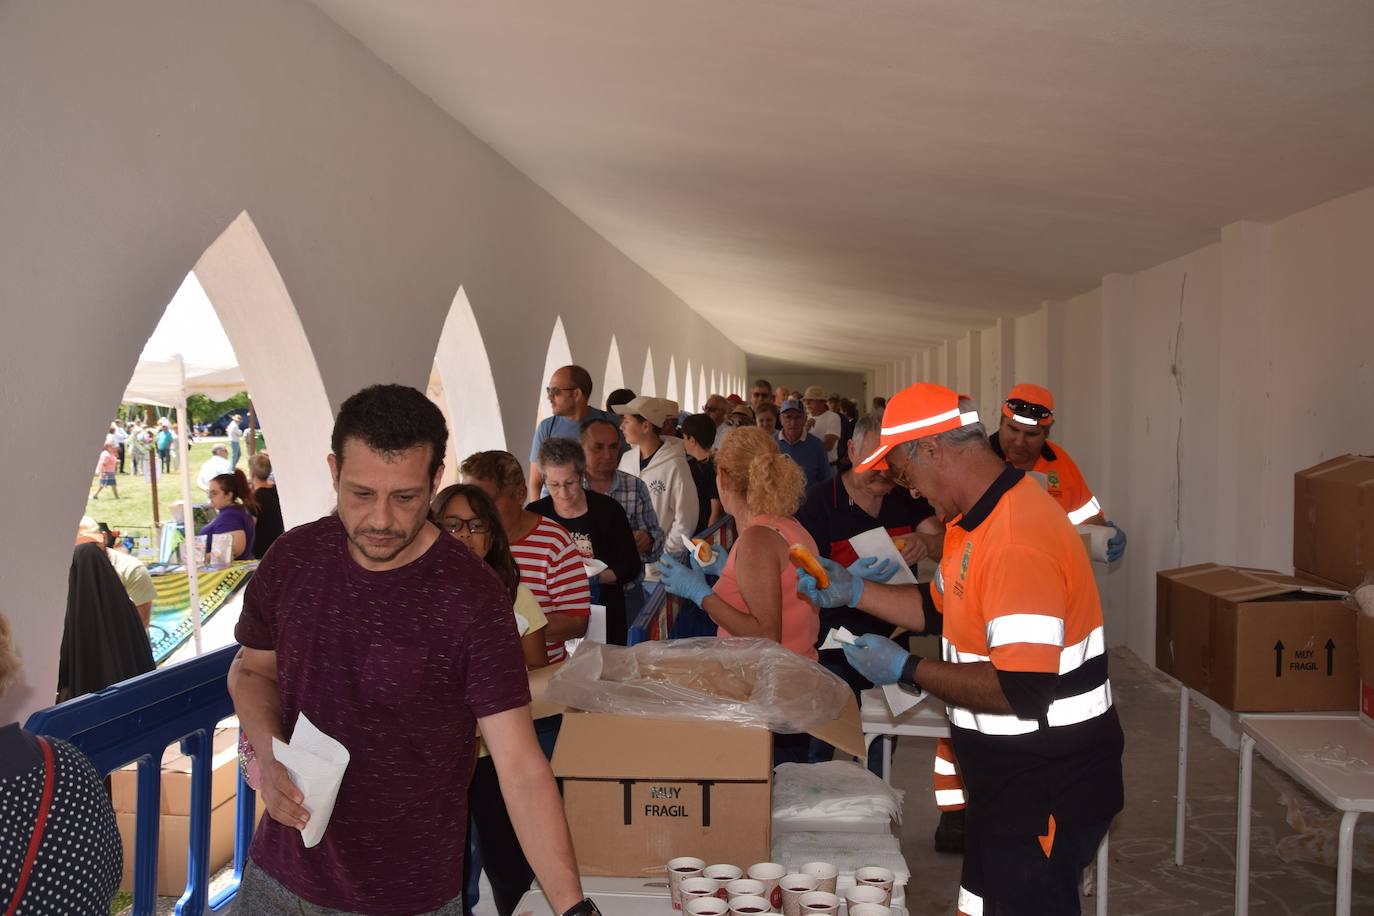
[788,544,829,588]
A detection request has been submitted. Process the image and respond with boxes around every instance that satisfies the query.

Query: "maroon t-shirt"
[234,514,530,914]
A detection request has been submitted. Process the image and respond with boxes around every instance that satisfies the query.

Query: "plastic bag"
[1343,572,1374,617]
[771,760,904,824]
[544,637,850,733]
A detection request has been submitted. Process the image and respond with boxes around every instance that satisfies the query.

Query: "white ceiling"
[313,0,1374,372]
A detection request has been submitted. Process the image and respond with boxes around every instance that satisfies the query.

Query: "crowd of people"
[9,368,1132,916]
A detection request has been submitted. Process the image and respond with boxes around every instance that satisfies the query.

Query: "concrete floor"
[143,647,1374,915]
[892,648,1374,914]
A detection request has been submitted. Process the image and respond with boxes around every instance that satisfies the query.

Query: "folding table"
[1235,714,1374,915]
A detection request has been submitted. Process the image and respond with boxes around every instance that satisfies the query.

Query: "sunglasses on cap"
[1004,398,1053,426]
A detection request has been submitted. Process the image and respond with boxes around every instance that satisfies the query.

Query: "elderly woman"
[2,610,124,913]
[459,450,589,664]
[528,438,641,646]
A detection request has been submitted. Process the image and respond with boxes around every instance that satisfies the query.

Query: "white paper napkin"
[882,682,925,716]
[1075,524,1112,563]
[271,712,350,848]
[820,626,858,650]
[847,528,918,586]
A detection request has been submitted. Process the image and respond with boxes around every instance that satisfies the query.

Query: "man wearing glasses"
[990,384,1127,562]
[750,378,774,411]
[528,365,619,503]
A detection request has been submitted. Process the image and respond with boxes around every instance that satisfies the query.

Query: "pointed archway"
[431,287,507,484]
[535,316,574,423]
[641,347,657,397]
[603,335,626,407]
[665,355,679,405]
[683,360,696,412]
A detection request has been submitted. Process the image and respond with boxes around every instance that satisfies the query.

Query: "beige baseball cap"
[612,396,680,428]
[802,385,828,401]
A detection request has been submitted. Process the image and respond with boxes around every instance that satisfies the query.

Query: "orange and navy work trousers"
[933,737,967,811]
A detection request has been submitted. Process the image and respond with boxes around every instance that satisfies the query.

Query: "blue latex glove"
[657,554,713,605]
[842,634,911,686]
[850,555,901,584]
[690,542,727,577]
[796,556,873,608]
[1105,521,1127,563]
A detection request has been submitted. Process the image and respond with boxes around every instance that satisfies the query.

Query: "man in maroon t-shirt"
[228,385,588,916]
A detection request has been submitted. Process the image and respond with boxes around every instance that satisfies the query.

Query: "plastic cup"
[681,877,719,904]
[747,862,786,911]
[844,885,887,910]
[668,857,706,910]
[799,862,837,895]
[686,897,729,916]
[854,866,895,906]
[704,864,744,899]
[780,873,819,916]
[848,905,892,916]
[728,894,771,916]
[797,891,840,915]
[725,879,766,901]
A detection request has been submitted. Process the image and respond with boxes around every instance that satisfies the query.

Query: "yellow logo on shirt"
[960,542,972,580]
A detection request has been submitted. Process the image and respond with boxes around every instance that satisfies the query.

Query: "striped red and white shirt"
[511,516,591,663]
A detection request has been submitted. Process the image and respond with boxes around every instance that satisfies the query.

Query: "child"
[92,444,119,499]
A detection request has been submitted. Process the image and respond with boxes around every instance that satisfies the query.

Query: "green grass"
[85,438,259,539]
[110,889,132,915]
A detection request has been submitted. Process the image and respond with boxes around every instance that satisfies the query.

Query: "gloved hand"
[842,634,912,686]
[690,542,727,577]
[657,554,713,606]
[850,555,901,584]
[796,556,861,608]
[1105,521,1127,563]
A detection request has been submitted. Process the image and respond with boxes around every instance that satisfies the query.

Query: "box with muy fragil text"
[551,696,865,877]
[1156,563,1356,712]
[1294,454,1374,590]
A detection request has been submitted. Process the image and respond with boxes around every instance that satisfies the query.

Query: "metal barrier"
[23,645,255,916]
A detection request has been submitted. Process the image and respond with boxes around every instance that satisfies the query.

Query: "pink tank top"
[712,515,820,661]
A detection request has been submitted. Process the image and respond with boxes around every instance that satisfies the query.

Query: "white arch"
[535,316,574,423]
[665,354,679,405]
[432,287,507,483]
[710,369,718,398]
[641,347,657,397]
[697,364,708,412]
[603,335,625,404]
[191,212,333,527]
[683,359,695,412]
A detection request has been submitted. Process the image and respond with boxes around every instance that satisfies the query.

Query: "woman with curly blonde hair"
[658,426,821,660]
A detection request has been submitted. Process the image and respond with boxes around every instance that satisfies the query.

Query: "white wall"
[1019,186,1374,664]
[0,0,744,723]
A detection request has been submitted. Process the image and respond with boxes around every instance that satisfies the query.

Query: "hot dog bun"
[691,538,714,565]
[788,544,829,588]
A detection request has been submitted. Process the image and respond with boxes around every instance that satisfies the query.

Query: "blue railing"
[24,645,254,916]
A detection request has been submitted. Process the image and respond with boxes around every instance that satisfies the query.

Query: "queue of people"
[21,368,1130,916]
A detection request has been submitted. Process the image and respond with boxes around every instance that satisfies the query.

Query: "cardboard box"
[552,692,864,877]
[1156,563,1358,711]
[110,727,240,815]
[1294,455,1374,589]
[116,793,265,897]
[1359,612,1374,725]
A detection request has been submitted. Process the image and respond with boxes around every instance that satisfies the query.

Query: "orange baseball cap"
[857,382,980,471]
[1002,383,1055,427]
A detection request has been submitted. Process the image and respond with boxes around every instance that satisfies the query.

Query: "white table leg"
[1176,685,1189,866]
[1336,810,1359,916]
[1234,734,1255,915]
[882,735,893,784]
[1095,830,1108,916]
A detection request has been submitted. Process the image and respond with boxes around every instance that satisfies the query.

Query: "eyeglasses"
[546,386,577,397]
[1005,399,1052,423]
[441,517,491,536]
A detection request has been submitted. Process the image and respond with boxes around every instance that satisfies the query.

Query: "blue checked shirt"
[587,470,664,565]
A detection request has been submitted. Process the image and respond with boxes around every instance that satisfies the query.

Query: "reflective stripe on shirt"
[1059,625,1106,675]
[1067,495,1102,525]
[985,613,1065,649]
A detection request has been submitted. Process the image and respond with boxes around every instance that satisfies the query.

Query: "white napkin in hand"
[820,626,858,650]
[271,712,350,848]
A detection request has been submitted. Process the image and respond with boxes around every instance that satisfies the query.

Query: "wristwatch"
[562,898,602,916]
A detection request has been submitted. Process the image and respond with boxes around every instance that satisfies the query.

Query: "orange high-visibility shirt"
[989,433,1102,524]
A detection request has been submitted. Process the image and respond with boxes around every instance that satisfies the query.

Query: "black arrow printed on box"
[1275,640,1284,678]
[1327,639,1336,676]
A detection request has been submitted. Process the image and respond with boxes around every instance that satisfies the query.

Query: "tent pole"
[176,355,203,655]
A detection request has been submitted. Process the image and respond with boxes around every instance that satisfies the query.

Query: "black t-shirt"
[687,456,718,536]
[795,474,936,641]
[253,486,285,558]
[529,490,642,645]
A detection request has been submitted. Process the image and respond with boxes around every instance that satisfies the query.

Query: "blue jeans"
[230,440,241,468]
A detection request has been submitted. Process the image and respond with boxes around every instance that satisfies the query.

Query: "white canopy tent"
[122,272,247,654]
